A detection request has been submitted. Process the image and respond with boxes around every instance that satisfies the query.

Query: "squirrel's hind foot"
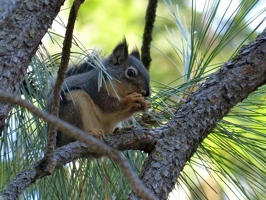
[89,128,105,140]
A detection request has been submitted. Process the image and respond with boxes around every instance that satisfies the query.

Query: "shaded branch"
[0,142,90,200]
[0,92,157,200]
[44,0,85,174]
[141,0,158,70]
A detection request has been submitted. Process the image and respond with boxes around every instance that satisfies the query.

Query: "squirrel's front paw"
[125,92,151,111]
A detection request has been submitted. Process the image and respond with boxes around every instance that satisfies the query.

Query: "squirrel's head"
[104,39,150,98]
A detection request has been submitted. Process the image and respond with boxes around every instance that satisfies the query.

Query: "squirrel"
[47,39,151,147]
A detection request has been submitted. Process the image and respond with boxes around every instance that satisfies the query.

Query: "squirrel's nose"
[141,89,150,97]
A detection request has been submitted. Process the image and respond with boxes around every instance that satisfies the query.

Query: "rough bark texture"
[0,142,90,200]
[0,129,160,200]
[0,91,157,200]
[1,29,266,200]
[0,0,65,133]
[0,1,266,199]
[0,0,23,26]
[129,30,266,199]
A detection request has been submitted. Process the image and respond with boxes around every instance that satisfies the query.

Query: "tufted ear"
[130,49,140,60]
[110,39,128,65]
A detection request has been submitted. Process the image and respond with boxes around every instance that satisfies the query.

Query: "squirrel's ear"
[130,49,140,60]
[110,39,128,65]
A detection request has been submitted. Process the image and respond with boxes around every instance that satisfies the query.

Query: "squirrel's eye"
[125,67,138,78]
[127,68,136,77]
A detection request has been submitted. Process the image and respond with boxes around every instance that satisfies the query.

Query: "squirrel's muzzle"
[141,89,150,97]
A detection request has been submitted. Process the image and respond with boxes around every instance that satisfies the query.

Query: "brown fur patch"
[66,90,102,134]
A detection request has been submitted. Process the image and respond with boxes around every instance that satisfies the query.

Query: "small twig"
[141,0,158,70]
[45,0,85,173]
[0,92,157,200]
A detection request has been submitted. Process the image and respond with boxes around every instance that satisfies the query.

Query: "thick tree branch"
[1,29,266,199]
[0,2,265,199]
[0,0,65,134]
[0,92,157,200]
[129,29,266,199]
[2,28,266,199]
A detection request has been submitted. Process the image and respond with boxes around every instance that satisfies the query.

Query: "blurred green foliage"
[44,0,263,88]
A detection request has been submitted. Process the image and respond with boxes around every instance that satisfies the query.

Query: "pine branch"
[0,92,157,200]
[0,0,265,199]
[1,29,266,199]
[44,0,85,175]
[129,29,266,199]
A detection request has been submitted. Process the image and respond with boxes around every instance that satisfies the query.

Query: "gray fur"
[47,39,150,146]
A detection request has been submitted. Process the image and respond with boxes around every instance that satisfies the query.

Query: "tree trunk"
[0,0,65,133]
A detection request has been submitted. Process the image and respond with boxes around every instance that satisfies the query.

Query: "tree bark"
[0,1,266,199]
[129,29,266,199]
[0,0,65,133]
[1,29,266,200]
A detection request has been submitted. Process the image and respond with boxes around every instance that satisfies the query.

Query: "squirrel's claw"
[89,128,105,140]
[124,92,151,112]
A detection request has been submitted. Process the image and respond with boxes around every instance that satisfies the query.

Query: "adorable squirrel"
[47,39,151,147]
